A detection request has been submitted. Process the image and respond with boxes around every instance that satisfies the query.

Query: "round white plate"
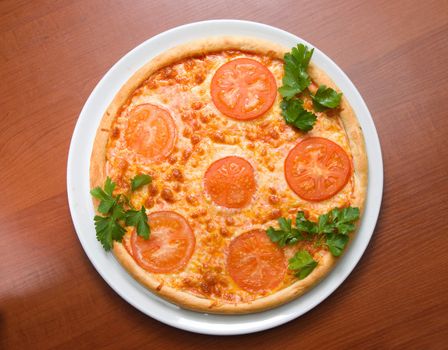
[67,20,383,335]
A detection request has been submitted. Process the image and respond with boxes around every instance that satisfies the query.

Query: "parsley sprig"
[267,207,360,279]
[280,99,316,132]
[278,44,314,99]
[93,208,126,251]
[267,217,303,246]
[90,177,119,215]
[125,206,150,240]
[278,44,343,132]
[312,85,342,112]
[131,174,152,191]
[289,251,318,279]
[90,175,152,251]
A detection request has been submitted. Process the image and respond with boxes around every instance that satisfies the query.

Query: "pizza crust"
[308,65,368,212]
[90,36,368,314]
[114,241,335,313]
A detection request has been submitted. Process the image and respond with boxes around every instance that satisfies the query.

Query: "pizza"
[89,37,367,314]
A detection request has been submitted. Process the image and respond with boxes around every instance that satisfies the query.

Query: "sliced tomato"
[227,230,286,293]
[131,211,195,274]
[204,156,256,208]
[211,58,277,120]
[285,137,351,201]
[125,103,176,160]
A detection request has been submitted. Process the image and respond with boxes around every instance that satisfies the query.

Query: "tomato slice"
[211,58,277,120]
[227,230,286,293]
[285,137,351,201]
[204,156,256,208]
[125,103,176,160]
[131,211,195,274]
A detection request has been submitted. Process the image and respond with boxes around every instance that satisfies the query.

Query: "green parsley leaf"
[317,213,334,234]
[327,207,360,235]
[90,187,108,201]
[313,207,361,236]
[266,206,360,258]
[291,44,314,69]
[288,250,318,279]
[323,207,360,255]
[111,201,126,220]
[278,44,314,100]
[104,177,115,196]
[280,99,317,132]
[266,227,285,245]
[94,215,126,251]
[131,174,152,192]
[326,233,349,256]
[90,177,117,215]
[96,198,115,215]
[267,217,303,247]
[338,206,360,222]
[295,211,317,234]
[125,206,150,239]
[311,85,342,111]
[279,217,292,232]
[91,177,151,251]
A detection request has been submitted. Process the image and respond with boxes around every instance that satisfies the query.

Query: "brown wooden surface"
[1,0,448,348]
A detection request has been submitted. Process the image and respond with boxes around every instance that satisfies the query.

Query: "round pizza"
[90,37,367,314]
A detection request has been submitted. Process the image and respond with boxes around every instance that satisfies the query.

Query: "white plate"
[67,20,383,335]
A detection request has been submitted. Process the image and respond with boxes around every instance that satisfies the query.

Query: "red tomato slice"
[131,211,195,274]
[285,137,351,202]
[211,58,277,120]
[125,103,176,160]
[204,156,256,208]
[227,230,286,293]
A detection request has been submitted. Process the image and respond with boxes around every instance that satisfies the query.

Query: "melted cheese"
[107,51,354,303]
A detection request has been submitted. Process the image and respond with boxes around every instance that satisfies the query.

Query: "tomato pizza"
[90,37,367,313]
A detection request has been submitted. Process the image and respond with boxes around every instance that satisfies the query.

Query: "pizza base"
[90,36,368,314]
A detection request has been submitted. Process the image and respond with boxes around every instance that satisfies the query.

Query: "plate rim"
[67,19,383,335]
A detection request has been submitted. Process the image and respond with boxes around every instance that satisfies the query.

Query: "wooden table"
[1,0,447,348]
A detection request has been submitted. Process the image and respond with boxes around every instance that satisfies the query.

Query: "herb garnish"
[267,207,360,279]
[125,206,150,239]
[288,251,318,279]
[90,175,152,251]
[278,44,343,132]
[131,174,152,191]
[278,44,314,99]
[311,85,342,111]
[280,99,316,132]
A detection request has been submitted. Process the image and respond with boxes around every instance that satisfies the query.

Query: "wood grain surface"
[1,0,447,348]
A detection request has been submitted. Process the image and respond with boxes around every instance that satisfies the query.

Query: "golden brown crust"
[308,65,368,212]
[114,241,335,313]
[90,36,368,314]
